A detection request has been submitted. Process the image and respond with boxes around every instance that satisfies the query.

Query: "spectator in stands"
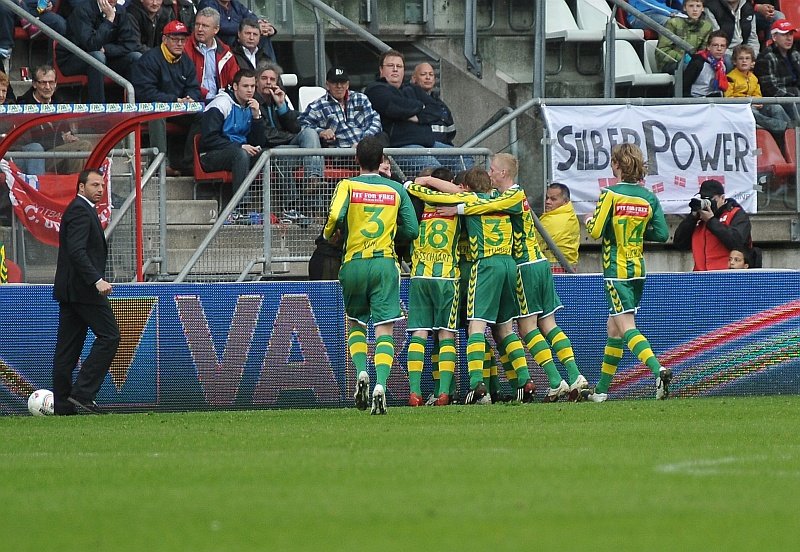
[704,0,760,61]
[673,178,753,271]
[0,3,14,72]
[21,0,67,37]
[655,0,713,73]
[754,19,800,122]
[197,0,276,60]
[132,20,202,177]
[725,44,791,133]
[409,62,456,145]
[683,30,730,97]
[231,18,274,71]
[198,68,266,224]
[753,1,784,38]
[627,0,683,29]
[257,62,321,221]
[298,66,382,148]
[536,183,580,273]
[185,7,239,104]
[17,64,94,174]
[0,69,44,176]
[128,0,174,53]
[0,68,11,104]
[365,49,450,173]
[728,248,751,268]
[163,0,195,29]
[56,0,141,103]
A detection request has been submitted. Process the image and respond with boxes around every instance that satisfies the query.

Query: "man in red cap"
[673,179,754,270]
[132,20,202,175]
[755,18,800,122]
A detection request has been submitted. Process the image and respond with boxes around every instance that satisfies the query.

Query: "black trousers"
[52,300,120,412]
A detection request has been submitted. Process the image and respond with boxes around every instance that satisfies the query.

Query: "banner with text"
[542,104,758,215]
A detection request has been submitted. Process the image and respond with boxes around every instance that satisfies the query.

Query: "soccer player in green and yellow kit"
[410,168,533,404]
[404,169,461,407]
[582,143,671,402]
[323,137,420,414]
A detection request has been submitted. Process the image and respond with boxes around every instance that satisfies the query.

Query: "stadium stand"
[575,0,645,41]
[642,38,674,84]
[608,39,673,89]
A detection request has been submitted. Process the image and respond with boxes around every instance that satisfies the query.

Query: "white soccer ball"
[28,389,54,416]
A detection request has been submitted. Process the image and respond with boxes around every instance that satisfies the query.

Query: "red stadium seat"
[5,259,22,283]
[756,129,794,177]
[192,134,232,199]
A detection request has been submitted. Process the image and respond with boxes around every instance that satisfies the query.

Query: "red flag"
[2,159,112,247]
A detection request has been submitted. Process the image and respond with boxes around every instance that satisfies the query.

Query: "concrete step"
[141,199,218,225]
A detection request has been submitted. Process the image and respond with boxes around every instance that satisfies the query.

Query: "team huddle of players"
[324,138,673,414]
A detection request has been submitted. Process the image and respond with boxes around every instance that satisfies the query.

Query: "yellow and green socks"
[466,333,486,389]
[524,329,561,388]
[347,325,368,375]
[374,335,394,387]
[406,335,426,396]
[596,337,624,394]
[500,333,531,388]
[546,326,581,384]
[437,338,456,398]
[624,328,662,376]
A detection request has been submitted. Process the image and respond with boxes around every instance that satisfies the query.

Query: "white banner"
[542,104,758,215]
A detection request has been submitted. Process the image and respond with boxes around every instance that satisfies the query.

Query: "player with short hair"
[323,136,419,414]
[582,143,671,402]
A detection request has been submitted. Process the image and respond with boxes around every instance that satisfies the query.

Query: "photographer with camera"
[673,179,753,270]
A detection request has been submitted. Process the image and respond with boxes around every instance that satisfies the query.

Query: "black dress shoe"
[67,397,109,415]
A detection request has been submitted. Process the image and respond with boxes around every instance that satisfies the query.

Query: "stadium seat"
[643,39,674,83]
[609,40,673,88]
[192,134,232,200]
[615,0,658,40]
[298,86,326,111]
[5,259,22,283]
[546,0,604,74]
[575,0,645,42]
[756,128,793,177]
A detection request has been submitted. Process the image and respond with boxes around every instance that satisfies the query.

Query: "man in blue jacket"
[132,20,202,176]
[198,68,267,223]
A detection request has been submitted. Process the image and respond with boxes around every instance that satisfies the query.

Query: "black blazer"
[53,196,108,305]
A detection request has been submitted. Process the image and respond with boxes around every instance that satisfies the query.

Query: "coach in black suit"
[52,169,120,415]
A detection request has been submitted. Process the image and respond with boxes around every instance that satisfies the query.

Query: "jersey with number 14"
[585,182,669,280]
[324,174,419,264]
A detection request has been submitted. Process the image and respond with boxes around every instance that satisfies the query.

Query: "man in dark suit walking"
[52,169,121,415]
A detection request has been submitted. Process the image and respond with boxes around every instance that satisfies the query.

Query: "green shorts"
[605,278,645,316]
[517,260,563,319]
[407,277,459,332]
[466,255,520,325]
[339,258,402,326]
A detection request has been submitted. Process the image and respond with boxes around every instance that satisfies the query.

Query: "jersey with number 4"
[324,174,419,264]
[585,182,669,280]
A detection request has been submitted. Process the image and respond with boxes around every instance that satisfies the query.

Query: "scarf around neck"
[698,50,728,92]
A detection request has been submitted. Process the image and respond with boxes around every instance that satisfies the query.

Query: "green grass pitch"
[2,396,799,551]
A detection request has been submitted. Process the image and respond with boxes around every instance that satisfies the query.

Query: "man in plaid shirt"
[299,66,383,148]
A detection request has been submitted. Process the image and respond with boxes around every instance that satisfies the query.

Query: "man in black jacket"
[56,0,142,103]
[128,0,175,54]
[364,50,458,175]
[231,18,272,71]
[704,0,760,60]
[52,169,120,415]
[132,20,202,175]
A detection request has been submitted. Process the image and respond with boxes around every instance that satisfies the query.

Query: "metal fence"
[175,147,492,282]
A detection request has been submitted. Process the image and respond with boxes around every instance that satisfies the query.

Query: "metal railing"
[175,147,492,282]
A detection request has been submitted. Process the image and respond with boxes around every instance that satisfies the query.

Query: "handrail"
[297,0,391,53]
[464,0,482,77]
[0,0,135,103]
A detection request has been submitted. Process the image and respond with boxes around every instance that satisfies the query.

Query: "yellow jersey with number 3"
[585,183,669,280]
[324,174,419,264]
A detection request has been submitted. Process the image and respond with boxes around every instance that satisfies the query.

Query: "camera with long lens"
[689,197,713,212]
